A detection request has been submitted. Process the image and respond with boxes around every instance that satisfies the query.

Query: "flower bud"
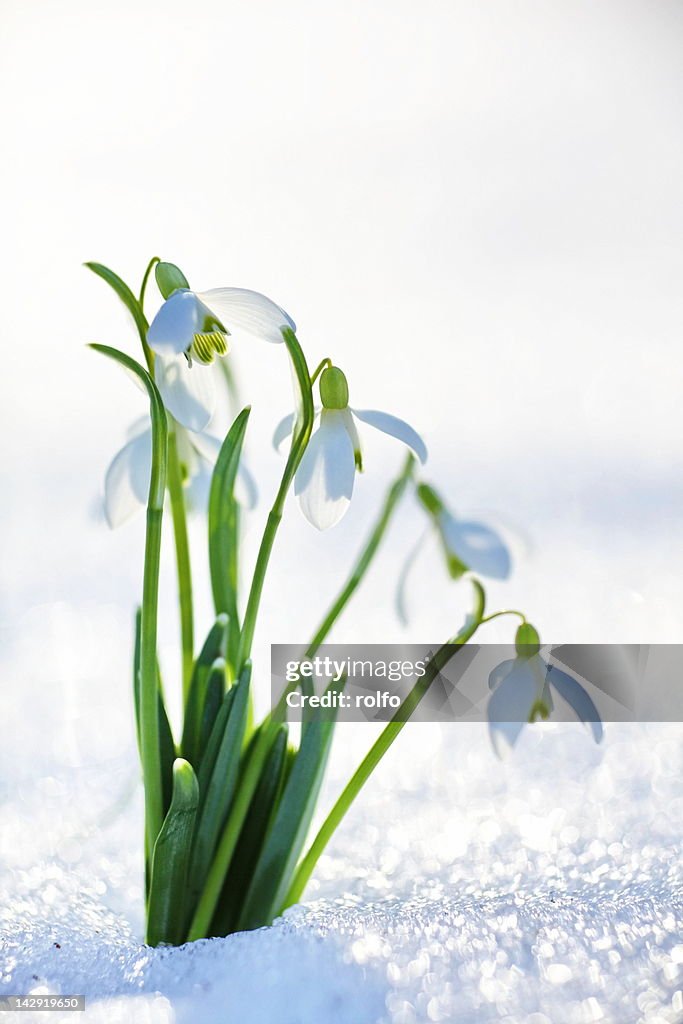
[320,366,349,409]
[155,261,190,299]
[515,622,541,658]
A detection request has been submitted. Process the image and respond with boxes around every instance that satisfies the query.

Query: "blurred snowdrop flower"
[488,624,603,757]
[104,418,256,528]
[274,365,427,530]
[148,261,295,432]
[397,483,510,624]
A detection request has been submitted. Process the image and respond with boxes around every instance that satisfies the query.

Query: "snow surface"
[1,711,681,1023]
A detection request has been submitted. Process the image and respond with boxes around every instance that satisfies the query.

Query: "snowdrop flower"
[147,263,295,433]
[487,624,603,756]
[274,365,427,530]
[104,418,256,528]
[396,483,510,624]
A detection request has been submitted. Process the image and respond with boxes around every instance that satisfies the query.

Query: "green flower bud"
[416,483,444,517]
[515,622,541,658]
[156,261,190,299]
[320,366,349,409]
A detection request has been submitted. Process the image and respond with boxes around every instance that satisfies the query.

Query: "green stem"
[481,609,527,625]
[282,579,486,910]
[141,507,165,859]
[237,330,314,669]
[310,357,332,386]
[306,454,415,657]
[139,256,160,310]
[136,260,157,377]
[167,428,194,701]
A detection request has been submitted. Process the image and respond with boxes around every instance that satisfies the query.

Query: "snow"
[1,705,681,1022]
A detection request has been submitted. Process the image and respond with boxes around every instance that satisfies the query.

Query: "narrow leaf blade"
[208,408,251,629]
[237,678,343,930]
[85,262,149,340]
[146,759,199,947]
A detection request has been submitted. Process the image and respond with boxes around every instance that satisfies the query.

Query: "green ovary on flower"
[320,366,349,409]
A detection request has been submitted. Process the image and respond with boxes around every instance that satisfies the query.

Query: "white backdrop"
[1,0,682,733]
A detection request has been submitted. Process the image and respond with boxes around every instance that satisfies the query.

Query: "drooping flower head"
[416,484,511,580]
[487,623,603,756]
[274,364,427,530]
[396,482,511,624]
[147,261,294,432]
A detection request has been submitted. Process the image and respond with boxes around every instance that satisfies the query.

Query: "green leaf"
[198,661,225,756]
[155,261,190,299]
[208,407,251,641]
[209,724,289,936]
[190,662,252,894]
[146,759,199,947]
[197,686,236,792]
[85,262,149,341]
[181,615,229,765]
[131,609,176,866]
[90,344,167,857]
[236,677,344,930]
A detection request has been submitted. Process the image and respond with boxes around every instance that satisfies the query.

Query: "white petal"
[340,408,362,465]
[352,409,427,464]
[156,353,216,432]
[147,290,210,356]
[104,430,152,528]
[184,461,212,516]
[547,666,603,742]
[199,287,295,344]
[486,659,538,757]
[488,658,517,691]
[125,415,151,440]
[294,409,356,530]
[440,515,511,580]
[188,429,258,509]
[187,429,222,465]
[272,412,296,452]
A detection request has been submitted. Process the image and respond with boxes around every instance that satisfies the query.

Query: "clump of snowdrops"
[87,257,598,946]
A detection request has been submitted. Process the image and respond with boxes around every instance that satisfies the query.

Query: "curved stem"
[139,256,160,310]
[310,357,332,387]
[167,428,194,701]
[481,608,526,626]
[282,579,486,910]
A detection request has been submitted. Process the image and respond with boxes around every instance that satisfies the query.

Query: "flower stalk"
[167,427,195,699]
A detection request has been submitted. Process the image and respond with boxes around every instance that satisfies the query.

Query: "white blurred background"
[1,1,682,787]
